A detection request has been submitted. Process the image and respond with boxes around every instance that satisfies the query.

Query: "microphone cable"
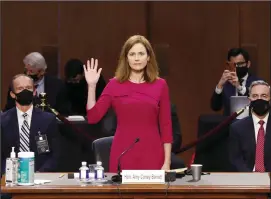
[110,180,123,199]
[165,176,172,198]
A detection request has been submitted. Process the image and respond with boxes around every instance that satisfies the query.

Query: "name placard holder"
[122,170,165,184]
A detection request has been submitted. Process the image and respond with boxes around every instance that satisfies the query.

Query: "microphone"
[111,138,140,183]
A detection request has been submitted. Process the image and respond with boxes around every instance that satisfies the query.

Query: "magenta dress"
[87,78,173,172]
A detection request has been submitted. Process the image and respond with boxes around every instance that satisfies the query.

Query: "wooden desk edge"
[1,185,270,194]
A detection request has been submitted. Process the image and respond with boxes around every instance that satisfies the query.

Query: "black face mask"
[236,66,248,79]
[250,99,270,116]
[28,74,39,82]
[14,89,34,106]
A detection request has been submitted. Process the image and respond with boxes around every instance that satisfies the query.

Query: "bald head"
[11,74,34,93]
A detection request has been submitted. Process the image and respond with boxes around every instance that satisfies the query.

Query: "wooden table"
[1,172,270,199]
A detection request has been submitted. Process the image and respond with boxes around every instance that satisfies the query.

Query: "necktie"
[239,79,244,86]
[255,120,265,172]
[34,84,39,97]
[20,113,30,152]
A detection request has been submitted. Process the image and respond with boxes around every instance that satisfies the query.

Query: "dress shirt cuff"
[215,86,223,94]
[237,85,246,95]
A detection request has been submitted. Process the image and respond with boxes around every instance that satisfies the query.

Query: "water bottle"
[79,162,89,180]
[95,161,104,180]
[88,164,96,181]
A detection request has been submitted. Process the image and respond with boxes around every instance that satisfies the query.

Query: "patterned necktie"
[255,120,265,172]
[20,113,30,152]
[34,84,39,97]
[239,78,244,86]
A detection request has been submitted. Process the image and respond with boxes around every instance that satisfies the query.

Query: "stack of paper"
[66,116,85,121]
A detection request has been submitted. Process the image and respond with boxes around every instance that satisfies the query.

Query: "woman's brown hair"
[115,35,159,83]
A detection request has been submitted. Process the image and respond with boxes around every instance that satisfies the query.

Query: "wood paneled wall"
[1,1,270,165]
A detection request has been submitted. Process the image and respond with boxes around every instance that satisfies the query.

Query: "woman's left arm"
[159,79,173,171]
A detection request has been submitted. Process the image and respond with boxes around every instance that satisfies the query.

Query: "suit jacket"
[4,75,71,115]
[1,107,61,174]
[229,114,271,172]
[210,74,259,116]
[101,103,182,153]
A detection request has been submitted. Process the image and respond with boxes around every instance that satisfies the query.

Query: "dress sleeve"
[86,79,113,124]
[159,80,173,143]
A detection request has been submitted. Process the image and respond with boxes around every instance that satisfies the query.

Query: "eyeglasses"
[24,67,41,74]
[233,61,247,68]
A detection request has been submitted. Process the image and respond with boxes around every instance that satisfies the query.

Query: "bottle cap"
[82,161,87,166]
[18,152,35,158]
[10,147,16,158]
[97,161,102,166]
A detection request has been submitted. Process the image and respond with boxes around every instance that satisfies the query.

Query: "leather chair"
[194,114,233,172]
[92,136,113,172]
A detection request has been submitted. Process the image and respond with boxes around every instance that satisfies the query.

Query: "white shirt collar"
[240,73,248,82]
[252,112,269,126]
[16,105,33,119]
[35,76,45,87]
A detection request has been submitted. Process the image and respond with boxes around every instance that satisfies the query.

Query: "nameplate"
[122,170,165,184]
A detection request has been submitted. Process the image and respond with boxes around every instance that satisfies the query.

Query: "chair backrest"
[92,136,114,172]
[194,114,232,172]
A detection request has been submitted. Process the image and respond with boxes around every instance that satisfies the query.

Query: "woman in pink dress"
[84,35,173,172]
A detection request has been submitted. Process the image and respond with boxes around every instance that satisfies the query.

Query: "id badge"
[35,132,50,154]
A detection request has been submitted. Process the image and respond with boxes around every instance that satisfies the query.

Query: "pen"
[59,174,65,178]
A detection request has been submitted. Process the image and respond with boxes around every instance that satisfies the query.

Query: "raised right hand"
[83,58,102,86]
[217,70,231,89]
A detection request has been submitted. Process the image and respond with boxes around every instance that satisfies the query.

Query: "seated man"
[64,58,106,115]
[229,80,271,172]
[1,74,60,174]
[4,52,71,115]
[211,48,259,115]
[101,104,186,169]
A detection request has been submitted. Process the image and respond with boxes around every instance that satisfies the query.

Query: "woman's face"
[127,43,150,71]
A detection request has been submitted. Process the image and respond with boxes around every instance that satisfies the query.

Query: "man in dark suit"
[211,48,260,115]
[1,74,60,174]
[229,80,271,172]
[101,104,185,169]
[4,52,71,115]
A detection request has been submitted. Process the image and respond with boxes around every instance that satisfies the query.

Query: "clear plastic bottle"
[95,161,104,180]
[79,162,89,180]
[88,164,96,181]
[5,147,18,186]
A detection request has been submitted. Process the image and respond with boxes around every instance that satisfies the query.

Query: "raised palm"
[83,58,102,86]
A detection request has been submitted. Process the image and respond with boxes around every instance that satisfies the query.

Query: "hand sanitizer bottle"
[79,162,89,181]
[95,161,104,180]
[5,147,18,185]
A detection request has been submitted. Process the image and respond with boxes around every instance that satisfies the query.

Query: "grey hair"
[23,52,47,70]
[249,80,270,95]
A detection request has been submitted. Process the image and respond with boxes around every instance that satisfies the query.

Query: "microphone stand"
[111,138,140,183]
[35,92,99,142]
